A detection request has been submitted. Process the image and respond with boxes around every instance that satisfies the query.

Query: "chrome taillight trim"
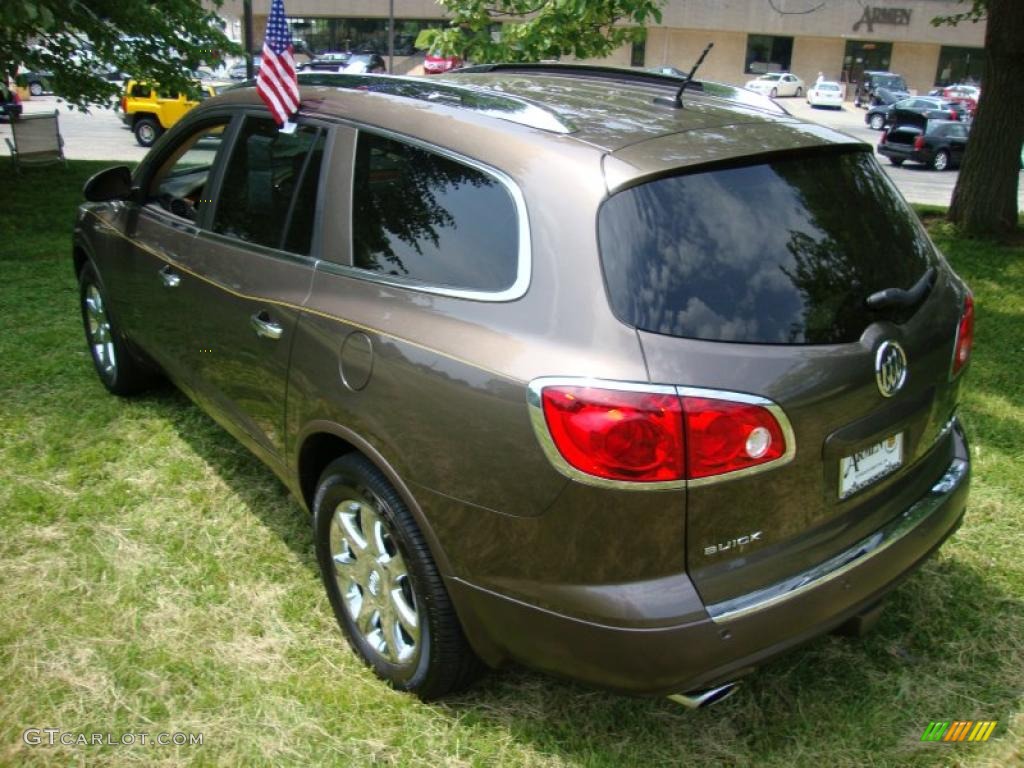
[526,377,796,491]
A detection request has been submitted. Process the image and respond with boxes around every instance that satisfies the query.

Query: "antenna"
[654,42,714,109]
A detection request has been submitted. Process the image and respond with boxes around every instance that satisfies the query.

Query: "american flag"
[256,0,300,126]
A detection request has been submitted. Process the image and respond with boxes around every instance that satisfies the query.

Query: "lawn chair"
[5,110,66,173]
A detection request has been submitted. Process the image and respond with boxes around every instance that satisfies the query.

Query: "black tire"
[29,80,44,96]
[313,454,482,699]
[769,87,778,98]
[888,157,904,167]
[932,150,950,171]
[78,261,157,396]
[133,117,162,147]
[795,87,803,98]
[869,113,885,130]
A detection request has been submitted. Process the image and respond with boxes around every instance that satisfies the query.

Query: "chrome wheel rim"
[84,284,117,378]
[329,492,420,665]
[138,123,155,143]
[934,152,948,170]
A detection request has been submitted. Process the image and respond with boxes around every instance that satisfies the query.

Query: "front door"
[123,117,235,381]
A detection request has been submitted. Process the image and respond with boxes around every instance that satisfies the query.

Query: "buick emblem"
[875,341,908,398]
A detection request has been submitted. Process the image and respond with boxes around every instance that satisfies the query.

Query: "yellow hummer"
[120,79,226,147]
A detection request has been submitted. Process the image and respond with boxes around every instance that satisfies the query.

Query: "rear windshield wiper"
[865,267,936,311]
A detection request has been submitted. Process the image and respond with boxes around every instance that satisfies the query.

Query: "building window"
[745,35,793,75]
[631,38,646,68]
[935,46,985,86]
[287,17,446,56]
[842,40,893,84]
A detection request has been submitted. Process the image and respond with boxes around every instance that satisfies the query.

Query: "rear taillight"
[880,130,887,144]
[950,109,958,120]
[913,135,925,150]
[120,95,126,112]
[681,396,786,479]
[13,91,21,104]
[530,380,792,486]
[539,385,684,482]
[950,294,974,378]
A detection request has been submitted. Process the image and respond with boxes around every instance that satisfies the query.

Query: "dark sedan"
[865,97,966,131]
[878,118,969,170]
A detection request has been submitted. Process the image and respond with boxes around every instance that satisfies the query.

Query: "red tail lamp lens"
[951,294,974,377]
[681,397,786,479]
[539,386,789,483]
[540,386,684,482]
[913,135,926,150]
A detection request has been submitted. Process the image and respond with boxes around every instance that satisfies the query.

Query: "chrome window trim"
[338,124,531,303]
[708,445,968,623]
[526,377,796,491]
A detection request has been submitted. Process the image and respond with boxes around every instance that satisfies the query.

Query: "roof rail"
[295,71,576,133]
[452,63,788,115]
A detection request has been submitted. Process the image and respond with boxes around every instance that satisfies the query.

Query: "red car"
[942,84,980,118]
[424,51,462,75]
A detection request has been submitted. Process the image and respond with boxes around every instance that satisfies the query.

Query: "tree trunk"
[947,0,1024,235]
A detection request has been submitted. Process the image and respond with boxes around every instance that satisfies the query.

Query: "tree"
[414,0,663,65]
[933,0,1024,235]
[1,0,240,109]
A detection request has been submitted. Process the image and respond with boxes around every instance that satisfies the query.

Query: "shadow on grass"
[139,384,1020,766]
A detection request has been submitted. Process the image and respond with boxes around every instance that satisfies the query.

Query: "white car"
[744,72,805,98]
[807,81,845,109]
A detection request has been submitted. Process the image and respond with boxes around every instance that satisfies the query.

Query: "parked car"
[806,80,844,109]
[75,66,973,705]
[119,79,226,146]
[878,118,969,170]
[300,52,355,73]
[854,71,909,107]
[17,69,53,96]
[424,50,462,75]
[340,53,386,74]
[865,97,966,131]
[941,84,980,118]
[228,55,264,80]
[0,83,23,121]
[744,72,804,98]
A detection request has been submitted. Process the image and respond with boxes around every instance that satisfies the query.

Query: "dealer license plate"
[839,433,904,500]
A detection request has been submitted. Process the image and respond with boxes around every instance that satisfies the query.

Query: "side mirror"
[83,165,134,202]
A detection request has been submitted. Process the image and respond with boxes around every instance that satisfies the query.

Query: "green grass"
[0,163,1021,767]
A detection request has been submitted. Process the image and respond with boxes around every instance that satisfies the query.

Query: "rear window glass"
[598,151,935,344]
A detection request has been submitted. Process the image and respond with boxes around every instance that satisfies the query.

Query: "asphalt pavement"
[4,92,1022,209]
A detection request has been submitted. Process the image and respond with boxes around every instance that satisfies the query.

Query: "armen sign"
[853,6,913,32]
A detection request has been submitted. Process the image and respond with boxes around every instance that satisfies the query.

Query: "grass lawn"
[0,162,1021,767]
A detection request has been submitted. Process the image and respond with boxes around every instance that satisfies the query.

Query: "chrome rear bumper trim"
[707,451,968,623]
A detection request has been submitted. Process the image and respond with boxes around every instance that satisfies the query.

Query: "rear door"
[167,114,328,462]
[598,147,969,606]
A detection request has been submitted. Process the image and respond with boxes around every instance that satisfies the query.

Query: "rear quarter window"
[598,150,936,344]
[351,132,519,293]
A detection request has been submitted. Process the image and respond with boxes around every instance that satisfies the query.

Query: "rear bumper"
[878,144,931,165]
[450,422,969,695]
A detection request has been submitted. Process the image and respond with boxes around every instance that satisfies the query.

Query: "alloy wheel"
[84,283,117,379]
[329,492,420,665]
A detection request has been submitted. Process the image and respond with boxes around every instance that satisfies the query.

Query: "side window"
[351,132,519,292]
[146,120,231,222]
[211,118,325,254]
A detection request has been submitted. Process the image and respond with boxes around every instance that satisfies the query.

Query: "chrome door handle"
[158,265,181,288]
[251,312,283,340]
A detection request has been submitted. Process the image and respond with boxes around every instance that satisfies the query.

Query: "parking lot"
[4,92,1022,208]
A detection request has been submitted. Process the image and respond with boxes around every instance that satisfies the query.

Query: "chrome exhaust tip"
[667,682,738,710]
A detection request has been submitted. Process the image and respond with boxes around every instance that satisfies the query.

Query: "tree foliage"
[414,0,663,64]
[1,0,240,109]
[932,0,1024,235]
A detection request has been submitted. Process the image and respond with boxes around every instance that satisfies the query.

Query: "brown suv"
[74,66,973,706]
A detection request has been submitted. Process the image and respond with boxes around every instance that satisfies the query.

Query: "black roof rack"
[295,71,576,133]
[451,62,788,115]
